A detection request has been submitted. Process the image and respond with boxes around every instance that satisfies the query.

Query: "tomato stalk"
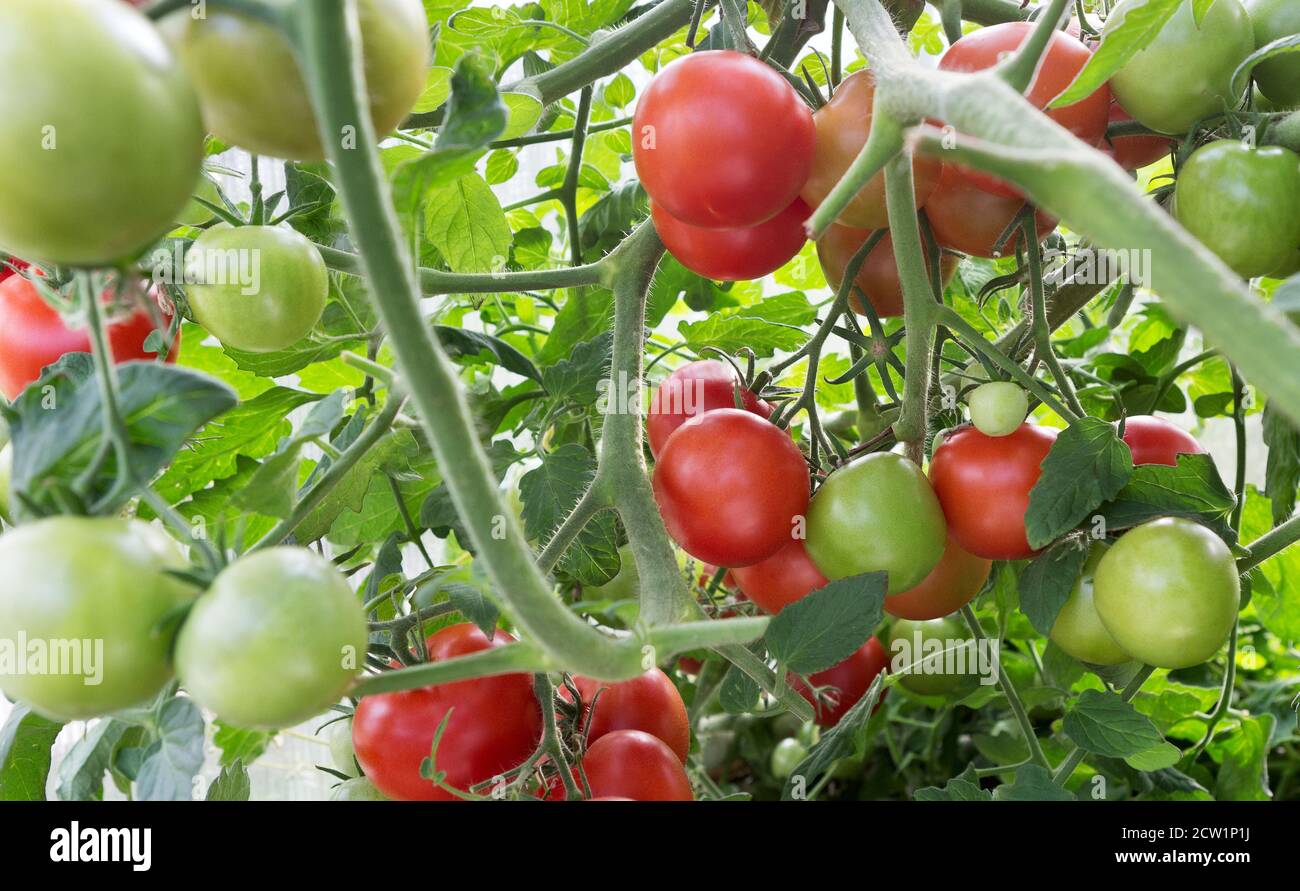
[560,86,595,267]
[1238,509,1300,573]
[993,0,1070,93]
[960,604,1051,770]
[805,111,904,240]
[352,640,556,696]
[1023,216,1085,419]
[316,244,606,294]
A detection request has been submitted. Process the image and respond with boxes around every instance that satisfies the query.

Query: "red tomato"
[937,22,1111,197]
[653,408,810,567]
[567,668,690,762]
[0,257,27,284]
[647,359,773,458]
[800,70,942,229]
[652,198,808,282]
[817,226,959,317]
[632,50,815,229]
[929,423,1059,560]
[1120,415,1204,467]
[1102,102,1173,171]
[884,534,991,620]
[545,729,694,801]
[731,537,828,614]
[0,273,179,400]
[790,637,889,727]
[352,623,541,801]
[925,165,1058,258]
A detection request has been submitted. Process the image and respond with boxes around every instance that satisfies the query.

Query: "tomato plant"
[0,273,180,400]
[651,198,809,282]
[930,424,1058,561]
[652,408,809,567]
[817,227,959,317]
[632,50,815,229]
[790,637,890,727]
[1174,140,1300,278]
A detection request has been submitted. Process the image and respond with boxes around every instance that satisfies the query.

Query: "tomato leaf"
[437,325,543,383]
[914,765,994,801]
[424,174,514,274]
[991,764,1076,801]
[719,662,762,713]
[1062,689,1166,761]
[1211,714,1275,801]
[1025,417,1133,549]
[134,697,205,802]
[1050,0,1182,109]
[205,761,251,801]
[780,671,887,800]
[1263,404,1300,526]
[0,705,62,801]
[519,443,620,586]
[540,331,612,405]
[1017,536,1091,636]
[678,294,816,359]
[766,571,887,675]
[212,721,275,770]
[1096,453,1237,542]
[56,718,130,802]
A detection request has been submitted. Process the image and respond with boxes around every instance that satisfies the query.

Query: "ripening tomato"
[647,360,773,458]
[1106,0,1255,135]
[1102,102,1174,172]
[632,50,815,229]
[929,423,1059,560]
[1246,0,1300,107]
[1174,140,1300,278]
[1093,518,1240,669]
[568,668,690,762]
[790,637,890,727]
[884,535,991,621]
[0,273,180,401]
[730,537,828,614]
[924,165,1058,258]
[817,226,959,317]
[352,623,542,801]
[937,22,1111,197]
[1120,415,1205,466]
[1049,542,1132,666]
[653,409,810,567]
[805,452,947,594]
[887,614,980,696]
[800,70,942,229]
[651,198,808,282]
[546,729,694,800]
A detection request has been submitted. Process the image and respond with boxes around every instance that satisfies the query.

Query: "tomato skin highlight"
[731,537,829,615]
[937,22,1111,197]
[1106,0,1255,135]
[884,535,991,621]
[805,452,947,594]
[632,50,815,229]
[175,547,369,730]
[651,198,808,282]
[0,274,180,401]
[817,227,959,318]
[0,517,197,721]
[929,423,1059,561]
[569,668,690,762]
[0,0,204,266]
[1120,415,1205,467]
[352,623,542,801]
[165,0,430,161]
[546,729,694,801]
[1093,518,1240,669]
[653,409,810,568]
[1174,140,1300,279]
[647,360,773,459]
[800,70,941,229]
[790,637,890,727]
[924,165,1057,258]
[1049,543,1132,666]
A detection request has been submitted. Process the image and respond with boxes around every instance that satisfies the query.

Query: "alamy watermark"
[0,633,103,686]
[1042,247,1153,288]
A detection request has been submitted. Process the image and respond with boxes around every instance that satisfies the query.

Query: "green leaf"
[537,287,614,365]
[425,173,513,273]
[206,761,251,801]
[135,697,206,801]
[0,705,61,801]
[780,672,886,800]
[447,583,501,638]
[1026,418,1132,549]
[915,765,994,801]
[519,444,620,585]
[437,325,542,383]
[1240,487,1300,643]
[540,331,611,405]
[1096,453,1237,543]
[56,719,130,801]
[679,300,811,358]
[1017,536,1090,636]
[604,72,635,107]
[1050,0,1182,108]
[765,572,887,675]
[412,66,454,114]
[234,391,348,519]
[212,722,275,769]
[1230,33,1300,101]
[719,663,761,713]
[484,149,518,184]
[992,764,1076,801]
[1125,742,1180,772]
[1211,714,1275,801]
[1062,689,1166,760]
[1263,404,1299,526]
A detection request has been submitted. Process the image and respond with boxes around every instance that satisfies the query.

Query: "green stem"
[489,115,632,150]
[649,617,771,658]
[996,0,1069,92]
[1230,364,1247,531]
[352,641,556,696]
[714,644,816,723]
[1024,217,1084,419]
[316,245,605,296]
[806,111,904,239]
[561,86,594,267]
[960,605,1050,770]
[536,481,613,574]
[1238,511,1300,572]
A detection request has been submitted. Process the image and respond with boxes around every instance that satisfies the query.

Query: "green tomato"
[1049,542,1133,666]
[328,718,361,778]
[0,517,196,720]
[0,443,11,524]
[0,0,204,265]
[176,176,224,229]
[185,224,328,353]
[175,547,368,729]
[1106,0,1255,135]
[770,737,808,780]
[1174,140,1300,278]
[1093,518,1240,669]
[967,382,1028,437]
[1245,0,1300,107]
[887,615,982,697]
[165,0,430,161]
[330,777,389,801]
[805,452,946,594]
